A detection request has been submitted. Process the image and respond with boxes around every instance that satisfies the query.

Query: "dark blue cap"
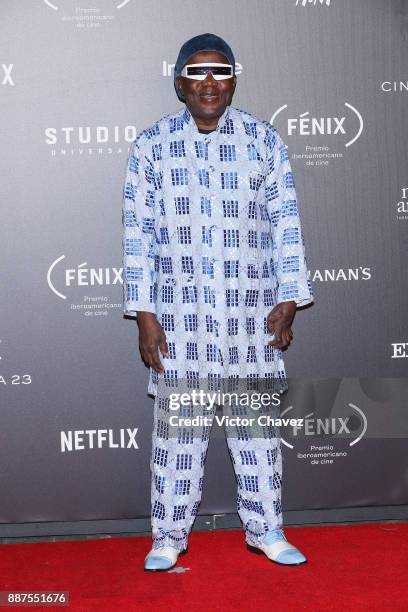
[174,33,235,98]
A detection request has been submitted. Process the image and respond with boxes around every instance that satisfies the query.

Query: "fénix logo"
[42,0,132,28]
[2,64,14,86]
[44,125,137,156]
[162,61,243,77]
[381,81,408,93]
[47,256,123,300]
[391,343,408,359]
[61,428,138,452]
[296,0,331,6]
[397,187,408,221]
[271,103,363,147]
[312,267,371,282]
[280,403,367,450]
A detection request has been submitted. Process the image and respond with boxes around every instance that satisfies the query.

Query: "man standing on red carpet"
[122,33,314,571]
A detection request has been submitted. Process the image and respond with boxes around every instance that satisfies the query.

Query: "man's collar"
[181,104,231,134]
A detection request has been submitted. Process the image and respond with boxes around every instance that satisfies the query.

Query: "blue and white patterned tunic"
[122,104,313,397]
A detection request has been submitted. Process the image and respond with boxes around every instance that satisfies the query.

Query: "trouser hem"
[152,535,189,554]
[244,520,284,547]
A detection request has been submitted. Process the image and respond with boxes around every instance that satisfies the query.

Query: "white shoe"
[247,529,307,565]
[144,545,187,572]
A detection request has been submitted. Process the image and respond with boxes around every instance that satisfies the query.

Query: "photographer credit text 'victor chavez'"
[166,390,303,430]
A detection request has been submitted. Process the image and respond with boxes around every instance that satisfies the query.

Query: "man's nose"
[202,71,217,84]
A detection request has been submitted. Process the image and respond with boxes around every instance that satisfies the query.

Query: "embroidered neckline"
[182,104,231,134]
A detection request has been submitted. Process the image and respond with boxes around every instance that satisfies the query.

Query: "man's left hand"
[267,301,297,350]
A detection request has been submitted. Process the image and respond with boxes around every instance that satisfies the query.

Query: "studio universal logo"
[42,0,132,28]
[44,124,137,157]
[271,103,363,167]
[47,255,123,317]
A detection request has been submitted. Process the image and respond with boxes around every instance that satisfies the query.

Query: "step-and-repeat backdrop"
[1,0,407,525]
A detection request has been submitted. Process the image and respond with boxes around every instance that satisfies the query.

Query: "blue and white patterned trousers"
[150,393,283,552]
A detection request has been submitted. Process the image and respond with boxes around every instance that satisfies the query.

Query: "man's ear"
[228,75,237,101]
[175,76,183,97]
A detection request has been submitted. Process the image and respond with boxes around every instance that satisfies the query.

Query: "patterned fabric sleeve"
[264,126,314,308]
[122,139,158,316]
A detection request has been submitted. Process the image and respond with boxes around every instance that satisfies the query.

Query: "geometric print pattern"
[122,103,314,397]
[150,395,283,552]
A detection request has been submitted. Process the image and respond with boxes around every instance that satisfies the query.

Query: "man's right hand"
[137,312,168,373]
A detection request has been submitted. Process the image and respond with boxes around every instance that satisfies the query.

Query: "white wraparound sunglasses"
[181,62,234,80]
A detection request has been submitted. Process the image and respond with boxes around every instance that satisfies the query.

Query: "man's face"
[175,50,237,123]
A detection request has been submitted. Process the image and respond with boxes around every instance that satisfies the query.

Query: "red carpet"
[1,523,407,611]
